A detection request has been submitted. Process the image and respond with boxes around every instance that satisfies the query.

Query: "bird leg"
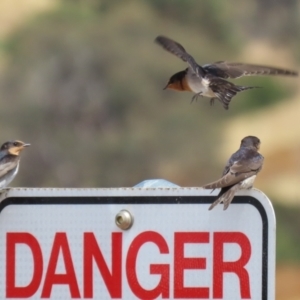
[190,92,203,104]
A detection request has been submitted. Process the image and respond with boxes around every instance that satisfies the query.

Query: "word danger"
[6,231,251,299]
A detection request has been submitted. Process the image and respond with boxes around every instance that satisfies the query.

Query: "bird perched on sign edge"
[155,35,298,109]
[0,140,30,190]
[202,136,264,210]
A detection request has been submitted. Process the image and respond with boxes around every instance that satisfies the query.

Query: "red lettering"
[83,232,122,298]
[174,232,209,298]
[41,233,80,298]
[213,232,251,299]
[6,233,43,298]
[126,231,170,299]
[5,230,254,299]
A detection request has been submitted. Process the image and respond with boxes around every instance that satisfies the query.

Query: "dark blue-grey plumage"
[155,35,298,109]
[0,140,30,189]
[203,136,264,210]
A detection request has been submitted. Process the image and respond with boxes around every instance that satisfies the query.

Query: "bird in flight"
[0,140,30,190]
[155,35,298,109]
[202,136,264,210]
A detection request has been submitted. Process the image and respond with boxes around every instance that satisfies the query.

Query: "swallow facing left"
[155,35,298,109]
[202,136,264,210]
[0,140,30,190]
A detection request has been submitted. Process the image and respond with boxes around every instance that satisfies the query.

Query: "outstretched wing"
[155,35,205,77]
[203,61,298,79]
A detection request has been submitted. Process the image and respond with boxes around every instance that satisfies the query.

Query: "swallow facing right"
[0,140,30,189]
[155,35,298,109]
[202,136,264,210]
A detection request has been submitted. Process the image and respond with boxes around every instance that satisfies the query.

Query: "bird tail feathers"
[212,84,260,110]
[208,184,241,211]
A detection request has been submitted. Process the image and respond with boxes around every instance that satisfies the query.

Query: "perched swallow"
[0,140,30,189]
[155,35,298,109]
[202,136,264,210]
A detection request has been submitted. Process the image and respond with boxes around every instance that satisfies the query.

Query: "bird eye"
[13,142,18,146]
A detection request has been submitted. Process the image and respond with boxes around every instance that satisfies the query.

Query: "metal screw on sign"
[115,209,134,230]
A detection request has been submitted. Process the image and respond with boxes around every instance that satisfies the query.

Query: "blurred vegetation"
[0,0,299,266]
[275,203,300,263]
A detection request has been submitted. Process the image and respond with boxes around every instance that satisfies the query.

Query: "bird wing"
[203,154,263,189]
[203,169,257,190]
[0,160,18,178]
[203,61,298,79]
[222,161,231,177]
[230,153,264,174]
[155,36,205,77]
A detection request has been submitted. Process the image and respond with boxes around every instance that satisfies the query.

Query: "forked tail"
[210,78,260,109]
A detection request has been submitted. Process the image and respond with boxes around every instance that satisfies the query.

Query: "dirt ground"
[276,265,300,300]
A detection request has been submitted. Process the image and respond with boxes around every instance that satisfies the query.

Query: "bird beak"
[8,142,30,156]
[163,83,169,90]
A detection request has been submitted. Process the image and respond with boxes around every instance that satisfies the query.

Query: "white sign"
[0,187,275,299]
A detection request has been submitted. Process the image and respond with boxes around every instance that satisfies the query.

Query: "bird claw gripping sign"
[0,185,275,299]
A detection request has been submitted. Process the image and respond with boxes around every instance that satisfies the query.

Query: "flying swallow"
[0,140,30,190]
[202,136,264,210]
[155,35,298,109]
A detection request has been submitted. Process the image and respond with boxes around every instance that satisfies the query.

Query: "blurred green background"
[0,0,299,298]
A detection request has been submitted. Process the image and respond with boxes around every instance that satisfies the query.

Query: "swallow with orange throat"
[155,35,298,109]
[0,140,30,190]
